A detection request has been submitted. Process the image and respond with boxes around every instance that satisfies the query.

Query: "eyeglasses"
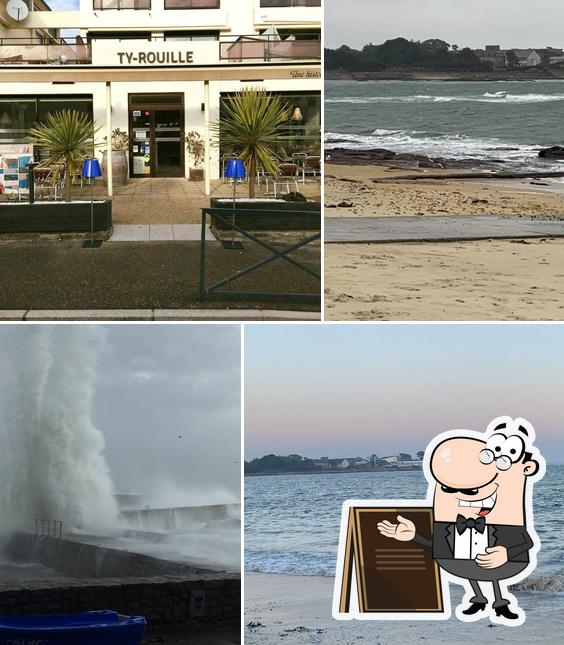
[479,433,525,471]
[479,449,513,471]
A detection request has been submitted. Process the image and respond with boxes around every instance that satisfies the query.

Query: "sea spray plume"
[0,326,118,534]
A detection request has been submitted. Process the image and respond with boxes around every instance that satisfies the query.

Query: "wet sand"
[325,239,564,321]
[245,573,564,644]
[325,164,564,218]
[325,163,564,320]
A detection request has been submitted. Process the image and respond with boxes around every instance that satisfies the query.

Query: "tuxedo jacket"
[414,522,533,562]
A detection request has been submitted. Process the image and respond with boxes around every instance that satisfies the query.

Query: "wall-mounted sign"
[117,51,194,65]
[91,40,218,67]
[290,69,321,79]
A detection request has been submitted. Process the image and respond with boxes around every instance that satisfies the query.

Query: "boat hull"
[0,610,146,645]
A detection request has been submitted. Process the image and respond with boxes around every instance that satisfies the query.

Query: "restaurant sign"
[117,51,194,65]
[91,40,218,66]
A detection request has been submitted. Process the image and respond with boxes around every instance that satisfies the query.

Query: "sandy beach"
[325,238,564,321]
[245,573,564,644]
[325,164,564,218]
[324,162,564,320]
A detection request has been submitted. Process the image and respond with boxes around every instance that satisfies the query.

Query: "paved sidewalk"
[109,224,215,241]
[325,215,564,243]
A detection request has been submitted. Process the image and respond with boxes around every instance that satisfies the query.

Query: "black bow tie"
[456,514,486,535]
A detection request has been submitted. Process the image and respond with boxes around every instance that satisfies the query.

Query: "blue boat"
[0,610,146,645]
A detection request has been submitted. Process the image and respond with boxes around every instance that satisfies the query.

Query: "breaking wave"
[325,129,564,172]
[325,93,564,105]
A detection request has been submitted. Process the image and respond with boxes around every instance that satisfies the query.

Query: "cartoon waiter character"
[376,416,545,625]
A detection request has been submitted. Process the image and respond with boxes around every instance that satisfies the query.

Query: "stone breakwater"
[5,533,221,578]
[0,575,240,626]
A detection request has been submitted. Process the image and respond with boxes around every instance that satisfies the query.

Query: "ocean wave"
[326,93,564,105]
[245,548,336,577]
[325,129,537,160]
[245,550,564,591]
[514,573,564,593]
[324,130,564,172]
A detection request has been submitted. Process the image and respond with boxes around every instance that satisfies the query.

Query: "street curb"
[0,309,320,322]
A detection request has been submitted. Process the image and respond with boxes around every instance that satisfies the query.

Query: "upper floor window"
[260,0,321,7]
[164,31,220,41]
[164,0,220,9]
[92,0,151,10]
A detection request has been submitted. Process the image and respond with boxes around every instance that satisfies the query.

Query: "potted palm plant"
[26,109,101,202]
[185,130,205,181]
[211,87,290,198]
[102,128,130,187]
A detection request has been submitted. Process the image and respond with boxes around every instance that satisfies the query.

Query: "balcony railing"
[220,34,320,62]
[260,0,321,6]
[0,34,320,66]
[0,38,91,65]
[93,0,150,9]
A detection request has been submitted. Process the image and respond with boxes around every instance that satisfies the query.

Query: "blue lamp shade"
[82,158,103,178]
[225,158,246,179]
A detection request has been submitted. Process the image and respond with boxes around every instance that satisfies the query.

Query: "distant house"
[381,455,399,464]
[475,45,506,69]
[337,459,350,469]
[512,49,542,67]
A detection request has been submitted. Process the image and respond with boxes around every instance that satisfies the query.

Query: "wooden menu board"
[337,506,444,615]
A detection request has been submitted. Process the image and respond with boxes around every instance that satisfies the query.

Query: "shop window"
[0,96,93,146]
[36,98,93,124]
[0,99,36,144]
[219,91,320,159]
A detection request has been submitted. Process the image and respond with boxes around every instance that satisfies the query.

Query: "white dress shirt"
[453,525,489,560]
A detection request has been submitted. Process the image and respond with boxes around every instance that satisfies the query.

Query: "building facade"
[0,0,321,194]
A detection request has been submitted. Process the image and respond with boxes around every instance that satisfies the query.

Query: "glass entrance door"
[155,109,182,176]
[128,94,184,178]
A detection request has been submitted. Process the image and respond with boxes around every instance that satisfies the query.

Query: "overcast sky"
[326,0,564,50]
[0,325,241,505]
[245,324,564,463]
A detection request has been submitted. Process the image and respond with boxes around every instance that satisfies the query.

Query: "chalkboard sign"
[335,505,445,617]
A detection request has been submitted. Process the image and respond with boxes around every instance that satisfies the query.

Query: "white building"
[0,0,321,194]
[512,48,542,67]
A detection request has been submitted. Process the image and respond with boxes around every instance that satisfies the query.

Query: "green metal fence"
[200,207,321,302]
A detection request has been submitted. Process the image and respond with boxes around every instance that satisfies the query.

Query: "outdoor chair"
[33,164,65,200]
[303,155,321,182]
[257,156,280,188]
[267,162,299,198]
[292,152,308,184]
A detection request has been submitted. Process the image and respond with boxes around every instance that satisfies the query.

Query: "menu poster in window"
[133,156,145,175]
[334,505,446,619]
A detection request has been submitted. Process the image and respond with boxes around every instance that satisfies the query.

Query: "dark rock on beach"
[538,146,564,159]
[325,147,506,170]
[325,147,443,168]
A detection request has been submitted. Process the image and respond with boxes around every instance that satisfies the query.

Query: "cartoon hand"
[377,515,416,542]
[475,546,508,569]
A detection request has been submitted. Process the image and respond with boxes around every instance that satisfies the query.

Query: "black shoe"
[495,605,519,620]
[462,602,487,615]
